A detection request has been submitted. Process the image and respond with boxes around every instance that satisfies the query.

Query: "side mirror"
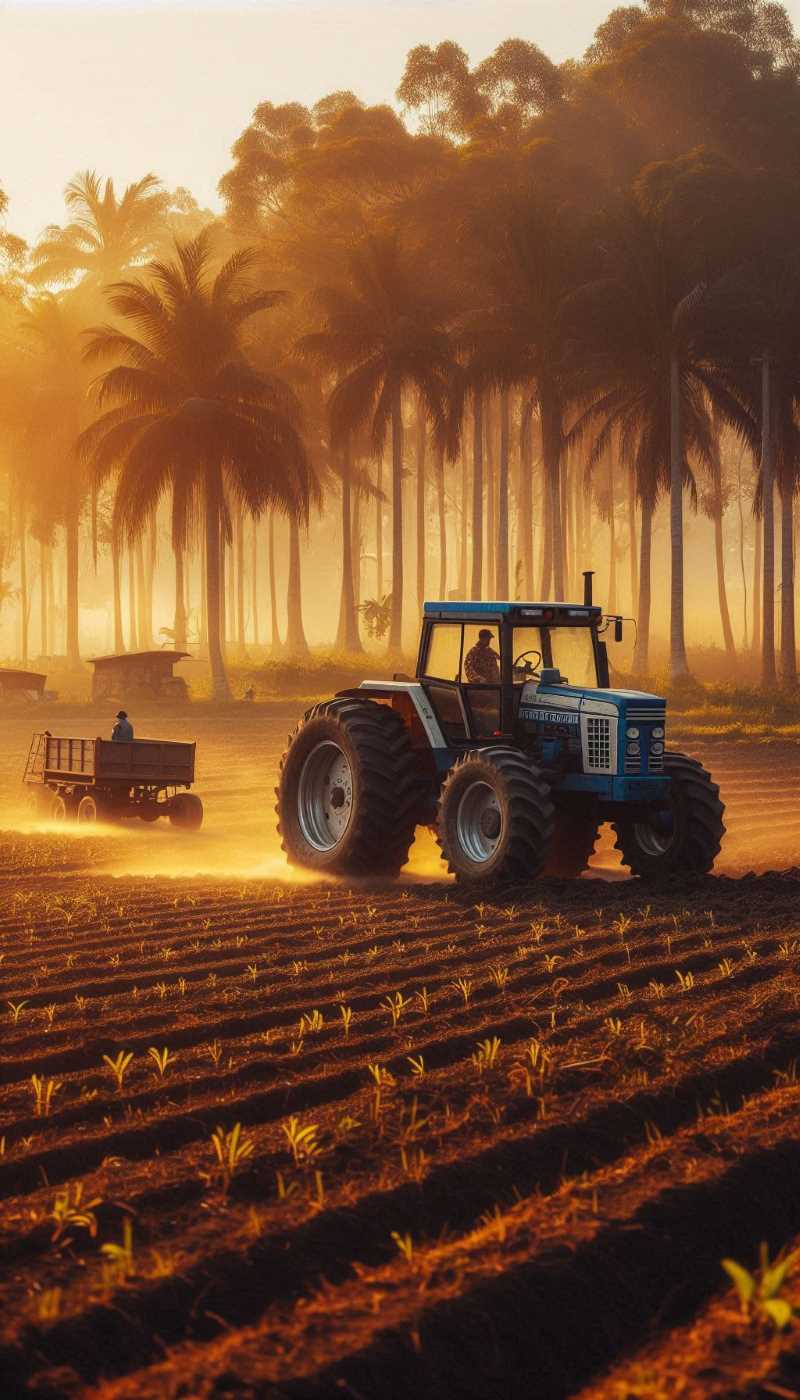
[614,618,623,643]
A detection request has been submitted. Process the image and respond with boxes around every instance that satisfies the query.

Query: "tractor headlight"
[627,727,640,740]
[650,741,664,755]
[652,726,664,739]
[626,741,641,756]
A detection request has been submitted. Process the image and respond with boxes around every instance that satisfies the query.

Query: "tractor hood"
[519,681,666,725]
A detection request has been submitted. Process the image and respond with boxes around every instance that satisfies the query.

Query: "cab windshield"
[513,626,598,689]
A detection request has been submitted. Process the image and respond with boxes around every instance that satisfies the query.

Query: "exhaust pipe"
[583,570,594,607]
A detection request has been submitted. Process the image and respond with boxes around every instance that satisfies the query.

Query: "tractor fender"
[335,682,446,753]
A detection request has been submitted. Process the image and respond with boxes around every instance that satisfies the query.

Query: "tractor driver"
[112,710,134,742]
[464,629,500,684]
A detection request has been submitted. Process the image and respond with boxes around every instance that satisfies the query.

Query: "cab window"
[424,624,461,681]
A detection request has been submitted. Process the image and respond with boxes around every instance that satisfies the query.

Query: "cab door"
[419,623,469,744]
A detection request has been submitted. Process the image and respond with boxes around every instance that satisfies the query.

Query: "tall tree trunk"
[761,355,776,687]
[458,445,468,599]
[669,349,689,678]
[352,482,362,611]
[19,509,28,666]
[136,536,151,649]
[389,384,404,649]
[286,513,309,656]
[470,390,484,601]
[436,441,447,598]
[541,391,563,598]
[520,398,534,597]
[486,394,496,596]
[607,447,617,615]
[627,467,639,616]
[633,496,653,676]
[496,388,510,598]
[127,547,138,651]
[415,397,426,612]
[752,502,762,658]
[39,540,48,658]
[65,512,80,667]
[736,442,749,651]
[251,515,259,649]
[376,450,384,600]
[267,510,282,655]
[235,503,245,656]
[173,537,187,650]
[111,531,124,652]
[336,441,362,652]
[709,418,735,660]
[780,474,796,688]
[199,534,207,655]
[204,465,231,701]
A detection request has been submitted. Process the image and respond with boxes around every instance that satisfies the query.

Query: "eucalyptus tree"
[79,232,314,700]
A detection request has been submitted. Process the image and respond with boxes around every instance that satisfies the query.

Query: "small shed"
[89,651,190,703]
[0,668,47,701]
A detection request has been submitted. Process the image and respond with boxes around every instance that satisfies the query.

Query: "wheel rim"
[77,798,97,824]
[633,808,675,856]
[52,797,68,822]
[297,741,354,852]
[455,780,503,863]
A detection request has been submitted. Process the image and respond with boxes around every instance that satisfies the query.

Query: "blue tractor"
[276,577,725,884]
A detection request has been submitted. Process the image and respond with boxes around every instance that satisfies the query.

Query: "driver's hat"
[478,628,493,641]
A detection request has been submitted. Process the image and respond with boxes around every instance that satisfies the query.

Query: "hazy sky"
[3,0,800,246]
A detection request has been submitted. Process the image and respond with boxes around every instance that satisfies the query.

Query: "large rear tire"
[612,750,725,878]
[276,698,422,876]
[76,794,107,825]
[436,747,554,885]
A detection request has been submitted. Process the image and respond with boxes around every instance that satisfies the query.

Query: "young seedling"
[299,1009,324,1035]
[472,1036,502,1074]
[103,1051,134,1093]
[211,1122,255,1193]
[450,977,472,1008]
[282,1115,320,1167]
[147,1047,174,1079]
[339,1005,353,1037]
[722,1244,797,1330]
[675,970,695,992]
[381,991,409,1029]
[31,1075,61,1118]
[8,1000,28,1025]
[489,965,509,992]
[101,1217,135,1285]
[51,1182,101,1247]
[415,987,430,1015]
[391,1230,415,1266]
[207,1039,223,1069]
[407,1055,426,1078]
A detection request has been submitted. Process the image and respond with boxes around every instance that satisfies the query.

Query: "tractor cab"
[417,599,608,746]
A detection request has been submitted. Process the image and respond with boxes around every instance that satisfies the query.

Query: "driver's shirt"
[464,644,500,683]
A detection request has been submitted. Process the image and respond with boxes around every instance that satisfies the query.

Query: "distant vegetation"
[2,0,800,699]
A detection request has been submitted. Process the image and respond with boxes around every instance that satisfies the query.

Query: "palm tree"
[31,171,169,288]
[566,197,756,679]
[298,230,453,649]
[79,232,314,700]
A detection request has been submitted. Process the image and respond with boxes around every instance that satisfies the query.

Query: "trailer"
[23,732,203,828]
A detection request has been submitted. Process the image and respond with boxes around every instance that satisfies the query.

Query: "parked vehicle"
[276,576,725,883]
[24,732,203,828]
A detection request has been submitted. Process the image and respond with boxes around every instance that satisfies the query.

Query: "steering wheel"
[513,649,542,680]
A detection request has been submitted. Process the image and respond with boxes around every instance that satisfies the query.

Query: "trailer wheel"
[436,748,554,885]
[50,793,72,822]
[276,698,422,876]
[542,807,601,879]
[169,793,204,830]
[612,751,725,878]
[77,794,107,824]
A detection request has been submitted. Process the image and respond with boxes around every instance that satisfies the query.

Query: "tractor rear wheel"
[436,747,554,885]
[169,793,204,830]
[542,806,601,878]
[612,750,725,878]
[276,698,421,876]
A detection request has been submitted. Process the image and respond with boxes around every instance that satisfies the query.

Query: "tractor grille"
[585,717,612,772]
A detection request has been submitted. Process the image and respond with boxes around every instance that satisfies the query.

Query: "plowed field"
[1,705,799,1398]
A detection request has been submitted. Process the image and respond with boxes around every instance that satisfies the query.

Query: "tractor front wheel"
[276,698,421,876]
[542,805,601,878]
[612,751,725,878]
[436,748,554,885]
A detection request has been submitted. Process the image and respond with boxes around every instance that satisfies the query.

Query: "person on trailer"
[111,710,134,741]
[464,629,500,684]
